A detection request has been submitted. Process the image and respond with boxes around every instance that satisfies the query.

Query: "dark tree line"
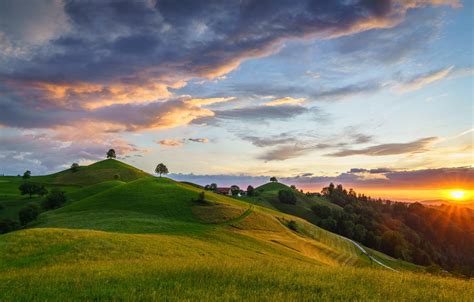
[312,183,474,276]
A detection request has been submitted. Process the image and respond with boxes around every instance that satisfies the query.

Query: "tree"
[106,149,116,159]
[230,185,240,196]
[42,189,67,210]
[155,163,169,177]
[353,224,367,242]
[319,218,337,232]
[0,219,18,234]
[270,177,278,182]
[381,231,406,258]
[19,182,41,198]
[247,185,255,196]
[37,185,48,197]
[19,204,40,226]
[209,183,217,191]
[278,190,296,204]
[290,185,296,190]
[71,163,79,172]
[22,170,31,179]
[311,204,331,219]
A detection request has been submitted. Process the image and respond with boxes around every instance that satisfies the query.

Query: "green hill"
[47,159,150,185]
[241,181,341,225]
[0,160,473,300]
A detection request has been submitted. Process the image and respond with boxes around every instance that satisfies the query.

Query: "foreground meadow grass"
[1,228,473,301]
[1,260,473,301]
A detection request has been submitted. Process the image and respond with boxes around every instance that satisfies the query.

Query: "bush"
[312,204,331,219]
[0,219,18,234]
[278,190,296,204]
[42,189,67,210]
[114,174,120,180]
[19,204,40,226]
[319,218,337,232]
[193,191,209,205]
[287,220,298,231]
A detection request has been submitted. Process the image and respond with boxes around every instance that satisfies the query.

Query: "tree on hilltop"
[106,149,116,159]
[22,170,31,179]
[270,176,278,182]
[155,163,169,177]
[71,163,79,172]
[247,185,255,196]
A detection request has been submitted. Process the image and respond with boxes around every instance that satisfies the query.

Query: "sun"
[449,190,465,200]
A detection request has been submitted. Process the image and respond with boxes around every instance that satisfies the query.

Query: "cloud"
[194,105,310,125]
[0,96,232,131]
[156,137,210,147]
[169,166,474,192]
[265,97,305,106]
[242,135,298,148]
[327,137,437,157]
[398,66,454,92]
[188,138,209,143]
[258,144,312,161]
[0,0,460,117]
[0,132,143,174]
[156,139,184,147]
[333,8,445,65]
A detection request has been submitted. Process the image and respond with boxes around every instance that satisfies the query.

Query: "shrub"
[311,204,331,219]
[193,191,209,205]
[287,220,298,231]
[19,204,40,226]
[319,218,337,232]
[114,174,120,180]
[0,219,18,234]
[278,190,296,204]
[42,189,67,210]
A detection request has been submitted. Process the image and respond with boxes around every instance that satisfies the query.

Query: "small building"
[216,187,232,196]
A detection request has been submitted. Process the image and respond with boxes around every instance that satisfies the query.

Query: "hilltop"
[0,160,473,300]
[46,159,150,185]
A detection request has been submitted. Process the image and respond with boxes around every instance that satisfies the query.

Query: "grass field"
[0,159,473,301]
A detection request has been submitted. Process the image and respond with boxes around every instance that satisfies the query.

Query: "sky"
[0,0,473,202]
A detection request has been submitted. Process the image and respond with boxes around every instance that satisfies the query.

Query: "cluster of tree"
[203,183,255,197]
[18,183,48,198]
[312,183,474,276]
[0,188,67,234]
[278,190,296,204]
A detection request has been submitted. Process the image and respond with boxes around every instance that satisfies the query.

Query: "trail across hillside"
[339,236,397,271]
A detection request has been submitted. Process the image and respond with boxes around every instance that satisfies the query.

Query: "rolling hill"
[241,182,341,225]
[0,160,473,300]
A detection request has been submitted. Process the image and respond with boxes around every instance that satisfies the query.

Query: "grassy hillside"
[241,182,341,225]
[47,159,149,185]
[1,160,473,300]
[0,159,147,223]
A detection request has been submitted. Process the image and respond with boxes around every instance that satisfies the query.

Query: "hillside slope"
[1,160,473,300]
[47,159,149,185]
[242,182,341,225]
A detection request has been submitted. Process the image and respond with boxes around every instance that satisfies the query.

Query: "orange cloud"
[156,139,184,147]
[265,97,305,106]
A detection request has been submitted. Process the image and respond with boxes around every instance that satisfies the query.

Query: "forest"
[311,183,474,276]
